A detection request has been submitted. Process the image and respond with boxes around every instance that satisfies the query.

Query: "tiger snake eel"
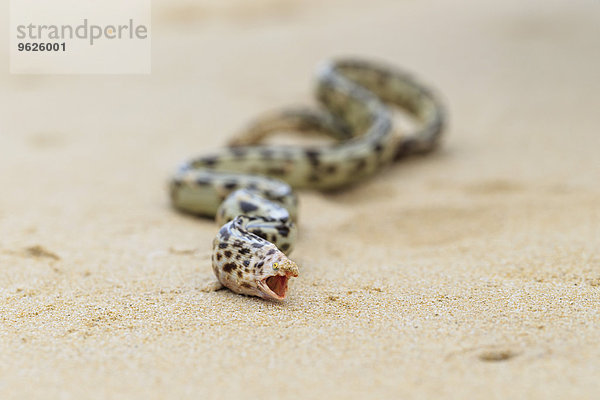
[169,58,445,300]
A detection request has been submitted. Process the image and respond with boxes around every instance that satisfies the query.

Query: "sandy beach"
[1,0,599,398]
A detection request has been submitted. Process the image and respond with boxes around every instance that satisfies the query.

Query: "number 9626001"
[18,42,66,52]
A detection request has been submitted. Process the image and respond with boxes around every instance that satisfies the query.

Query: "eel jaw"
[258,271,297,300]
[257,258,299,300]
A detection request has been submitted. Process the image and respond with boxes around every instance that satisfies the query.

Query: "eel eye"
[273,262,279,270]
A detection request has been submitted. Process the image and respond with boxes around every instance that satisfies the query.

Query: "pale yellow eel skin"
[170,58,446,300]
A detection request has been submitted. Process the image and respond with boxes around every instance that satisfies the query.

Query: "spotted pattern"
[169,58,445,300]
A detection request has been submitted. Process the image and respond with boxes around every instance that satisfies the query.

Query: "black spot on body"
[305,149,321,166]
[224,182,237,190]
[243,260,250,267]
[394,138,417,159]
[276,225,290,237]
[218,243,228,249]
[223,263,236,273]
[202,156,218,167]
[223,250,232,258]
[255,261,264,270]
[239,248,250,255]
[251,230,269,242]
[240,201,259,213]
[219,226,230,241]
[266,249,276,256]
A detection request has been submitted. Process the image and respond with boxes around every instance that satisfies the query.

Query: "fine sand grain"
[1,0,599,398]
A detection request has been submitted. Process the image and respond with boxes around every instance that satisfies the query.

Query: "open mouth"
[259,275,289,300]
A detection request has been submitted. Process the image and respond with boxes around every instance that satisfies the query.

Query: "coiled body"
[170,59,445,300]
